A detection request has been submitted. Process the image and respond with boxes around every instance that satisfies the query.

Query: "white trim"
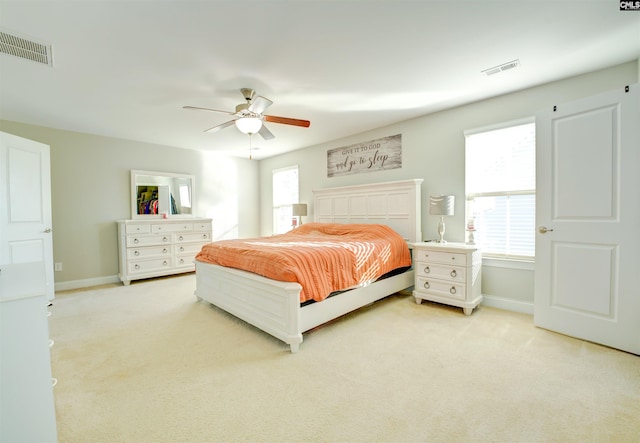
[463,116,535,137]
[482,257,534,271]
[54,275,120,292]
[271,164,299,175]
[481,294,533,315]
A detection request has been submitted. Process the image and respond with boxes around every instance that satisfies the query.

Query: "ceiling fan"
[183,88,311,141]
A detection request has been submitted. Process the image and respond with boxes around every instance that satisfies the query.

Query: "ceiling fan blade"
[248,96,273,114]
[204,120,236,133]
[183,105,234,115]
[258,124,275,141]
[264,115,311,128]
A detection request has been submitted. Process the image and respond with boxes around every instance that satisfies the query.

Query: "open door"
[534,85,640,355]
[0,131,54,299]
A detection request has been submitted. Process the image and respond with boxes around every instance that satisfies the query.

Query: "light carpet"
[50,274,640,443]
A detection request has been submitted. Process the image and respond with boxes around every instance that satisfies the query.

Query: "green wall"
[0,122,260,290]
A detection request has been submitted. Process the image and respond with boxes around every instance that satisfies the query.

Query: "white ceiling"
[1,1,639,159]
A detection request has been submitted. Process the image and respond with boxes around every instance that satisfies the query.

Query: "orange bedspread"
[195,223,411,303]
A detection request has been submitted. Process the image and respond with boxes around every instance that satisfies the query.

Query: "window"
[272,165,299,234]
[465,120,536,260]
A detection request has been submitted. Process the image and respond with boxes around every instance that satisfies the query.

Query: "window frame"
[464,117,536,262]
[272,165,299,234]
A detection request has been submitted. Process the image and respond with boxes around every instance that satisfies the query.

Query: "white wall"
[258,60,639,312]
[0,121,260,290]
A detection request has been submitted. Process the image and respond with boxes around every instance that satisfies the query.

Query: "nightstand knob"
[134,250,139,256]
[450,286,457,294]
[163,237,168,242]
[163,260,168,266]
[450,270,457,278]
[424,266,430,274]
[423,281,430,289]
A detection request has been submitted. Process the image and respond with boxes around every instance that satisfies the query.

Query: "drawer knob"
[163,237,168,242]
[163,260,168,266]
[423,281,430,290]
[179,235,184,241]
[450,286,457,294]
[451,256,455,260]
[134,264,140,269]
[163,248,168,253]
[180,258,185,264]
[134,238,139,244]
[203,234,208,239]
[180,246,184,252]
[424,266,430,274]
[134,251,139,256]
[450,270,457,278]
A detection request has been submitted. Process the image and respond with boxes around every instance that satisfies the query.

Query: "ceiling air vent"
[0,29,53,66]
[482,59,519,76]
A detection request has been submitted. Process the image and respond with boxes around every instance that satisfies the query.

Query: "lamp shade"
[292,203,307,217]
[235,117,263,134]
[429,195,455,216]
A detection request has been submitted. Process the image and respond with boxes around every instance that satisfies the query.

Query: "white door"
[0,132,54,300]
[534,85,640,355]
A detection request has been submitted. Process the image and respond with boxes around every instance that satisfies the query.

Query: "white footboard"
[195,261,304,352]
[195,260,415,353]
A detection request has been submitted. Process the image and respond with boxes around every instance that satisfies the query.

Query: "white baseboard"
[54,275,120,292]
[481,294,533,315]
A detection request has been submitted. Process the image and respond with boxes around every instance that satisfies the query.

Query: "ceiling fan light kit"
[184,88,311,142]
[235,117,262,134]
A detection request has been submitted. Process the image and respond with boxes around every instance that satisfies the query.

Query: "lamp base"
[436,216,447,243]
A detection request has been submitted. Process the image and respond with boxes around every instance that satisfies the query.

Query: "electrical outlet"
[54,262,63,272]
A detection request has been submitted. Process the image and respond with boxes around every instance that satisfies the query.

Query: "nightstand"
[412,242,482,315]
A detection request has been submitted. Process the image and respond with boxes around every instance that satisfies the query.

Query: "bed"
[194,179,423,352]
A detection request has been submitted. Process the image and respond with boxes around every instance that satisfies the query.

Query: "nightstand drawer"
[414,249,467,265]
[416,277,466,301]
[415,262,466,282]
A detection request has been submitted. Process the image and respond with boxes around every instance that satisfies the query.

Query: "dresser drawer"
[194,222,212,232]
[415,261,466,282]
[128,257,173,274]
[416,277,466,301]
[175,254,197,268]
[126,234,171,247]
[152,222,194,233]
[174,243,204,255]
[175,232,211,243]
[414,249,467,265]
[126,224,151,234]
[127,245,171,260]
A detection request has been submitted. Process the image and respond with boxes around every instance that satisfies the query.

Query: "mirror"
[131,170,195,219]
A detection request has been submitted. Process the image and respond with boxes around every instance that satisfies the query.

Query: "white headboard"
[313,179,423,243]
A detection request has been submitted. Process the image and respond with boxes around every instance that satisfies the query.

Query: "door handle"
[538,226,554,234]
[43,228,52,233]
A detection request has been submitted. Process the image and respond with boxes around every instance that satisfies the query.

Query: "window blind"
[465,122,536,259]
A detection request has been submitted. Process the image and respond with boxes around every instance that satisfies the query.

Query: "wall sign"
[327,134,402,177]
